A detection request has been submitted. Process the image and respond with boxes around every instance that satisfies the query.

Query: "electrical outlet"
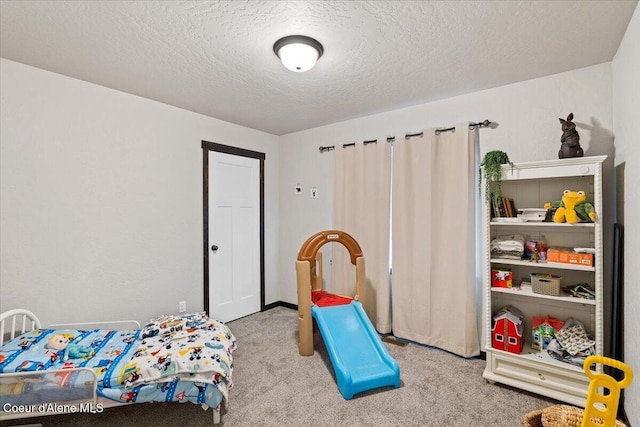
[179,301,186,313]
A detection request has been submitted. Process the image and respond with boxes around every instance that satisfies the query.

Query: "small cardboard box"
[547,248,594,267]
[492,269,513,288]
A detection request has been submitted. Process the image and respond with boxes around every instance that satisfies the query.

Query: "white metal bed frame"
[0,309,222,424]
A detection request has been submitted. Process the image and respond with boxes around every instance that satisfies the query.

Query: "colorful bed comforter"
[0,313,236,410]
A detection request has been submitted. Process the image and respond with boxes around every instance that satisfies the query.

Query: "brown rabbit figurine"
[558,113,583,159]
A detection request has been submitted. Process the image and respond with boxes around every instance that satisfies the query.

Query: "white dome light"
[274,35,324,73]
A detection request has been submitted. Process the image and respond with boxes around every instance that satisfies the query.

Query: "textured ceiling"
[0,1,637,135]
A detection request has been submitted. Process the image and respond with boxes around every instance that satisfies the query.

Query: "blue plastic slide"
[311,301,401,399]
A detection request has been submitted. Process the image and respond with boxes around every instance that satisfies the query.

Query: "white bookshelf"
[482,156,606,407]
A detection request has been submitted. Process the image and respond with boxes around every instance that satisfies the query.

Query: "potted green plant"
[480,150,513,203]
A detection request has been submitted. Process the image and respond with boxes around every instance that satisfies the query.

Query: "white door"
[208,150,261,322]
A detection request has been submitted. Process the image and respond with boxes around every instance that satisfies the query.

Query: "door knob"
[211,245,219,252]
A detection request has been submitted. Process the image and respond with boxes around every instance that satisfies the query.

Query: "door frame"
[202,140,266,316]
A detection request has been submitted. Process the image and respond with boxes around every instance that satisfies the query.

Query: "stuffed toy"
[558,113,584,159]
[47,334,94,361]
[544,190,596,224]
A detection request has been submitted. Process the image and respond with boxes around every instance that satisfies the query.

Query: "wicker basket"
[522,408,544,427]
[522,405,627,427]
[531,273,562,296]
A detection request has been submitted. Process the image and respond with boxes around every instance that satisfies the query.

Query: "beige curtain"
[391,123,480,357]
[333,140,392,333]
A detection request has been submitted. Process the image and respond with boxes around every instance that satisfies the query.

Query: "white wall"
[0,59,280,327]
[613,4,640,424]
[279,63,614,306]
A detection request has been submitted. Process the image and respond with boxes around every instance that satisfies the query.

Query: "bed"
[0,309,236,424]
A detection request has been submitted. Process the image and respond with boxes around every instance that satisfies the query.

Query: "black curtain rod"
[320,136,395,153]
[319,120,492,153]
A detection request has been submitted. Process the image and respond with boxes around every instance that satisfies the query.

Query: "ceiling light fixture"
[273,35,324,73]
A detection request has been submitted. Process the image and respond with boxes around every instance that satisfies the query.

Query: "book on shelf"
[492,197,516,219]
[508,198,517,217]
[492,197,502,218]
[503,197,512,217]
[493,197,506,218]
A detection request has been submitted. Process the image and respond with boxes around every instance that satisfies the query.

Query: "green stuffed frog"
[544,190,596,224]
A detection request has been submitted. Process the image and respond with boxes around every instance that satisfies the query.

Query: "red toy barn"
[491,306,524,354]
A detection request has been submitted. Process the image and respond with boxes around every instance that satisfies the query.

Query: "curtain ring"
[404,132,423,140]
